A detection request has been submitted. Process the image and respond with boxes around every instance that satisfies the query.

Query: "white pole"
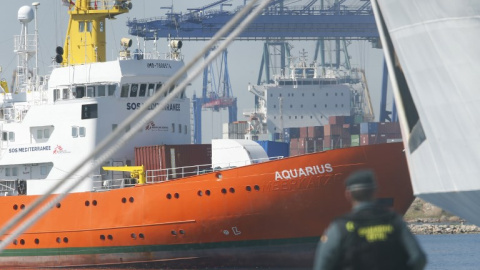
[33,2,40,86]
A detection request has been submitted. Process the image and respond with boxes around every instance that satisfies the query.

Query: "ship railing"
[145,156,284,183]
[82,0,130,11]
[0,180,17,196]
[146,164,212,183]
[120,51,184,61]
[92,175,137,191]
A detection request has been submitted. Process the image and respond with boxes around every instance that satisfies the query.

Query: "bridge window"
[147,84,155,96]
[120,84,129,97]
[112,124,117,131]
[108,85,116,96]
[86,86,95,97]
[53,89,60,101]
[139,84,147,97]
[63,88,69,99]
[179,124,182,133]
[130,84,138,97]
[74,86,85,98]
[5,168,10,176]
[184,125,187,134]
[98,85,106,97]
[171,123,175,133]
[8,132,14,142]
[156,83,163,94]
[12,167,18,177]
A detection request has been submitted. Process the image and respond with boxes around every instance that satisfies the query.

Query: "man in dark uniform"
[313,170,426,270]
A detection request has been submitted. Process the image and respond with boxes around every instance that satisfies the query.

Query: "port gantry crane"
[126,0,395,143]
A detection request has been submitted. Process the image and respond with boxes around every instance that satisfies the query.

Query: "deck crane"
[126,0,396,141]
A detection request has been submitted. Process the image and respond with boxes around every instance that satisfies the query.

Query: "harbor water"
[418,234,480,270]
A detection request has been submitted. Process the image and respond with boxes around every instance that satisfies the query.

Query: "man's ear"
[345,190,352,203]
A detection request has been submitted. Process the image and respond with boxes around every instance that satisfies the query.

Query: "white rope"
[0,0,272,252]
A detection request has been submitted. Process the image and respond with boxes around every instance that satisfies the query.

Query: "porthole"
[131,233,136,239]
[174,193,179,199]
[20,239,25,245]
[121,197,127,203]
[254,185,260,191]
[221,188,227,194]
[20,204,25,210]
[179,230,185,234]
[63,237,68,243]
[56,203,61,208]
[197,190,203,196]
[100,235,106,241]
[139,233,145,239]
[35,238,40,245]
[56,237,61,243]
[85,201,90,206]
[129,197,134,203]
[171,230,177,236]
[166,193,172,199]
[13,204,18,210]
[13,239,17,245]
[246,186,252,191]
[107,235,113,240]
[229,188,235,193]
[92,200,98,206]
[205,190,211,196]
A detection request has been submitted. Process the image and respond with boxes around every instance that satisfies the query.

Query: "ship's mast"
[61,0,132,66]
[15,5,37,93]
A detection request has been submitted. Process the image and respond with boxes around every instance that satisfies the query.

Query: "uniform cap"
[345,170,377,191]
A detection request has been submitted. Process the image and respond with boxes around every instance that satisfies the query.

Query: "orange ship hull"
[0,143,413,268]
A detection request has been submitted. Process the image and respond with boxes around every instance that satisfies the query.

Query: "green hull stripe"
[0,236,319,257]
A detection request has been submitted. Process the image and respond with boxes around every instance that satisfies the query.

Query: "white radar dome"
[18,6,34,23]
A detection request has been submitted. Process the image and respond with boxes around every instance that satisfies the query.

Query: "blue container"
[360,122,378,134]
[257,140,290,158]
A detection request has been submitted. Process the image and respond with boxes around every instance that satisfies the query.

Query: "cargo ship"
[0,1,414,268]
[372,0,480,226]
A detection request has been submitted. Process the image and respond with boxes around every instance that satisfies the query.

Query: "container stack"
[286,116,402,156]
[135,144,212,181]
[223,121,249,139]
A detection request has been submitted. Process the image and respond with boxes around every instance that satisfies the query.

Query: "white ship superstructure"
[0,2,191,196]
[246,51,373,140]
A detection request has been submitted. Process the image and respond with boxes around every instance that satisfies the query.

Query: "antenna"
[33,2,40,83]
